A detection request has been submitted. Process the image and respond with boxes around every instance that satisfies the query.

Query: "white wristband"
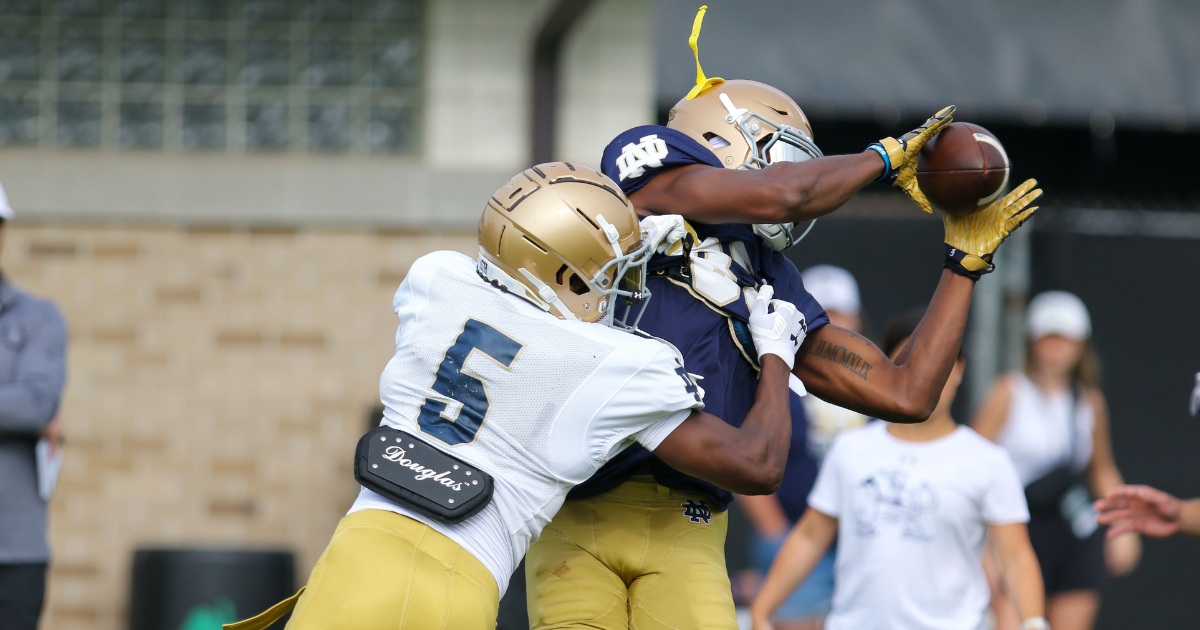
[1020,617,1050,630]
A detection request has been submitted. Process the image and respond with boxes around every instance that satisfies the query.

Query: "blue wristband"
[866,143,891,182]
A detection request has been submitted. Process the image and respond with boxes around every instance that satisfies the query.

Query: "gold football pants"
[526,477,737,630]
[224,509,499,630]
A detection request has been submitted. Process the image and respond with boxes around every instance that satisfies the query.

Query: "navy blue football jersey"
[567,125,829,510]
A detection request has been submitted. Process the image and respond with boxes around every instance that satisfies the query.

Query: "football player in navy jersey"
[523,7,1044,630]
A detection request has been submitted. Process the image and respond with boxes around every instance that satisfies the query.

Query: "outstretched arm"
[630,154,882,225]
[629,106,955,224]
[1095,485,1200,538]
[796,179,1043,423]
[795,269,973,423]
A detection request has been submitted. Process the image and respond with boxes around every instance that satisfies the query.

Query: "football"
[916,122,1011,215]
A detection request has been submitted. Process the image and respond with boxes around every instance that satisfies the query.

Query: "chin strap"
[518,268,579,321]
[595,213,622,254]
[592,212,623,291]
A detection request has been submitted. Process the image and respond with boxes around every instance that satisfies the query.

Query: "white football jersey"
[349,251,704,595]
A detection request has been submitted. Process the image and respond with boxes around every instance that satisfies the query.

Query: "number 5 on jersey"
[417,319,524,445]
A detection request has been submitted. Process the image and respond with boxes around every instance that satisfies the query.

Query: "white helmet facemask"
[717,92,823,251]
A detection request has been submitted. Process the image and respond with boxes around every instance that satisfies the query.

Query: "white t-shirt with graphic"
[808,422,1029,630]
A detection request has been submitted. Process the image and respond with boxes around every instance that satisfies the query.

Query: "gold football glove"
[866,105,956,213]
[943,178,1043,279]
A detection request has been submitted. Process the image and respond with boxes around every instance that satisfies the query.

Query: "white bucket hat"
[802,265,860,317]
[1027,291,1091,341]
[0,181,13,221]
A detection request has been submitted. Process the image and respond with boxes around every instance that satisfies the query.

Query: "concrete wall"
[0,0,654,229]
[3,224,474,629]
[424,0,554,170]
[558,0,655,164]
[427,0,654,168]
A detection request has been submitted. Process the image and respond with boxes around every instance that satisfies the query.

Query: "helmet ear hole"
[555,264,569,285]
[703,132,731,149]
[568,273,591,295]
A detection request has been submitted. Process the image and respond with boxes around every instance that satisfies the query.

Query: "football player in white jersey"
[224,163,808,630]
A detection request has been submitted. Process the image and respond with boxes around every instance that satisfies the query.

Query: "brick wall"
[1,223,475,630]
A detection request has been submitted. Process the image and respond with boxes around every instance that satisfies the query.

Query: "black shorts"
[1027,513,1109,596]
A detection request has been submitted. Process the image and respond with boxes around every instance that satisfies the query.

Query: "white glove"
[640,214,687,254]
[748,284,807,370]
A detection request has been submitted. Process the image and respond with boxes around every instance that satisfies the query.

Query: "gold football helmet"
[478,162,653,328]
[669,5,823,250]
[668,80,823,251]
[668,80,821,171]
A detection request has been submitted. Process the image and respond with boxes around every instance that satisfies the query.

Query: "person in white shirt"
[751,310,1047,630]
[972,291,1140,630]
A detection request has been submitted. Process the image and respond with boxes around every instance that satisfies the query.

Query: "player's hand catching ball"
[943,178,1043,279]
[867,105,956,213]
[748,285,807,369]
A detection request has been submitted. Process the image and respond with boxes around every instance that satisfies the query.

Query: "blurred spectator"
[751,311,1046,630]
[734,265,866,629]
[972,291,1140,630]
[0,182,68,630]
[798,265,869,462]
[1095,486,1200,538]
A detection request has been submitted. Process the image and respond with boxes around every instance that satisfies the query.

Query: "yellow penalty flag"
[685,5,724,100]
